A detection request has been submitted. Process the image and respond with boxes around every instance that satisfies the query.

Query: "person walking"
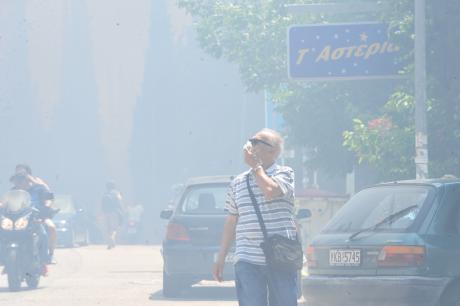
[101,181,124,249]
[213,128,299,306]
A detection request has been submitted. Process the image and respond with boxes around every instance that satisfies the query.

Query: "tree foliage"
[345,0,460,179]
[178,0,460,180]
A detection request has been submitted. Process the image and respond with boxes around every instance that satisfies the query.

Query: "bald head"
[254,128,284,159]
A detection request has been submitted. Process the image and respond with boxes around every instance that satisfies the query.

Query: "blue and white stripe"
[225,163,296,265]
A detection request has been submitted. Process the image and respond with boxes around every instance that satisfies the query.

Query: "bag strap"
[245,173,269,241]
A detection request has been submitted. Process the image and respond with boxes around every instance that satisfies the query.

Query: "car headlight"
[1,218,13,230]
[14,217,29,230]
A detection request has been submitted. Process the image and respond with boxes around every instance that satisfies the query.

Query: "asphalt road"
[0,245,237,306]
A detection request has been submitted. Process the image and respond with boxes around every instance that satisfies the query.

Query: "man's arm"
[253,167,283,200]
[213,214,238,282]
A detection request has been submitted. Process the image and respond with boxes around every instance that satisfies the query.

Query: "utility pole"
[414,0,428,179]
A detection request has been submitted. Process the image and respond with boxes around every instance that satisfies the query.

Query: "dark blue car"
[303,178,460,306]
[160,176,235,297]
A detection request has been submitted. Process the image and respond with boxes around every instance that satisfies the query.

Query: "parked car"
[160,176,234,297]
[303,177,460,306]
[160,175,311,298]
[53,194,89,248]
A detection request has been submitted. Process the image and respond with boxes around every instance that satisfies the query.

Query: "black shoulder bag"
[246,174,303,273]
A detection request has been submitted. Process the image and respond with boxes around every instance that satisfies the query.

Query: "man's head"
[15,164,32,175]
[249,129,284,165]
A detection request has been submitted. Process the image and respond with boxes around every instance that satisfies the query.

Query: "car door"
[423,184,460,277]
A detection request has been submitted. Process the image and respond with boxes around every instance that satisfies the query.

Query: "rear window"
[53,194,76,214]
[323,185,433,233]
[179,184,228,215]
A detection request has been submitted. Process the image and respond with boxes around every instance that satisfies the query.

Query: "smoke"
[86,0,152,199]
[25,0,65,131]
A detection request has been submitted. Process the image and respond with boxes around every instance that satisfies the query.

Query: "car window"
[180,184,227,215]
[323,185,432,233]
[431,185,460,235]
[53,195,76,214]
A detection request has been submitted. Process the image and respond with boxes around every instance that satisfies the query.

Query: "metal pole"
[414,0,428,179]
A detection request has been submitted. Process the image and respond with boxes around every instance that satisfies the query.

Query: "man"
[10,172,53,273]
[213,128,298,306]
[101,181,124,249]
[15,164,50,188]
[14,164,57,264]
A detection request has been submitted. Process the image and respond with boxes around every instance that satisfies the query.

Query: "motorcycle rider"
[9,172,55,270]
[13,164,57,264]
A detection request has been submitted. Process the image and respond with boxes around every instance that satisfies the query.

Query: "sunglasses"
[249,138,274,148]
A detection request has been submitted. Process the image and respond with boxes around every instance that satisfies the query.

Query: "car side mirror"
[160,209,173,220]
[296,208,311,220]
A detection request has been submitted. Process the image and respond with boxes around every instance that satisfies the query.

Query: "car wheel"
[162,270,189,298]
[440,283,460,306]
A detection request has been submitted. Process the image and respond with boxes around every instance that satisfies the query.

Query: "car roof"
[185,175,233,186]
[374,177,460,188]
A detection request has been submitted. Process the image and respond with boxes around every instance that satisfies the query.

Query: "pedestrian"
[101,181,124,249]
[213,128,299,306]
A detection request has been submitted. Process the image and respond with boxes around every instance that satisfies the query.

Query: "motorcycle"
[0,190,42,291]
[124,219,140,244]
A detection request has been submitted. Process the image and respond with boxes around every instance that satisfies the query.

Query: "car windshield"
[180,184,228,215]
[323,185,433,233]
[53,195,76,214]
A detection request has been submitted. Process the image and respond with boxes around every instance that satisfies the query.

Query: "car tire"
[162,270,189,298]
[440,283,460,306]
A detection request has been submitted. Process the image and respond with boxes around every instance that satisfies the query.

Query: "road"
[0,245,237,306]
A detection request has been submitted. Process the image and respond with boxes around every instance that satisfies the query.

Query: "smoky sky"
[0,0,263,241]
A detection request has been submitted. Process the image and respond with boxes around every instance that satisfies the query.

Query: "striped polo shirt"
[225,163,296,265]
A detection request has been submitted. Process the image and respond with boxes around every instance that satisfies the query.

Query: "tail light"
[166,222,190,241]
[378,245,425,267]
[306,246,318,268]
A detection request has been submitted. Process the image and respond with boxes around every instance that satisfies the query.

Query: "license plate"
[329,249,361,266]
[214,252,234,263]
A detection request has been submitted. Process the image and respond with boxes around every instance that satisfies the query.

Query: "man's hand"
[212,257,225,282]
[244,146,261,169]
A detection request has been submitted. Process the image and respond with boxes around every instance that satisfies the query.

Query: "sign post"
[414,0,428,179]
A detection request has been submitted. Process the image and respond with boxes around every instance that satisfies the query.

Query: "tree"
[345,0,460,179]
[178,0,391,177]
[178,0,460,181]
